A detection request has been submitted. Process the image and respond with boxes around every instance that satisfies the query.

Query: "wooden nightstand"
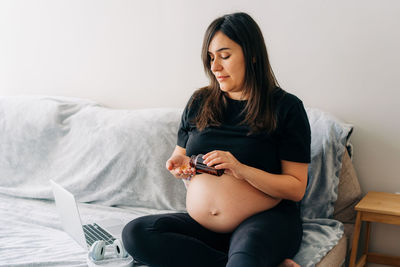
[349,191,400,267]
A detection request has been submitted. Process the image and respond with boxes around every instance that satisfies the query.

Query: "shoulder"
[182,87,210,118]
[273,87,303,112]
[185,87,210,110]
[191,87,210,104]
[273,88,309,128]
[273,88,305,117]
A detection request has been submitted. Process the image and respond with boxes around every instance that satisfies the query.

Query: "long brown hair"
[192,12,281,134]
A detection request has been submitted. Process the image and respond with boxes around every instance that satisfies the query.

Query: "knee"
[121,216,152,260]
[228,229,282,267]
[229,227,267,252]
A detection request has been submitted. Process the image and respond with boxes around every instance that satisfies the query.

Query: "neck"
[226,92,247,100]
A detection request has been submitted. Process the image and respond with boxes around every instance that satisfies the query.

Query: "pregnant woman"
[122,12,311,267]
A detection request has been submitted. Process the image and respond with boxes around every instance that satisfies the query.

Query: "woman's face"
[208,31,247,100]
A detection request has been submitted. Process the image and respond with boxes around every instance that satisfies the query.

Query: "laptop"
[50,179,126,250]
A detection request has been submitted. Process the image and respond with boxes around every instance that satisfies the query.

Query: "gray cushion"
[334,150,362,224]
[316,234,347,267]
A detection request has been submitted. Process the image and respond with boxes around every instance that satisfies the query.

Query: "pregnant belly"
[186,173,281,233]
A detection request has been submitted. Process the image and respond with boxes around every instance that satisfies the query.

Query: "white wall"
[1,0,400,264]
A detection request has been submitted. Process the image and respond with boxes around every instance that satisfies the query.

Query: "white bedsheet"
[0,193,170,267]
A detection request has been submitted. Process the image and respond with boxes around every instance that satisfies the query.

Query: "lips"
[217,75,229,81]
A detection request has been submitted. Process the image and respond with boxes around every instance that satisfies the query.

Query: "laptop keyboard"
[83,223,115,247]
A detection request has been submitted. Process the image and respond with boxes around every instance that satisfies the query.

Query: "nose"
[210,58,223,73]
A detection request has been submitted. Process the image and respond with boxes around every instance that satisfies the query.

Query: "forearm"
[239,164,306,202]
[171,145,187,158]
[202,150,308,201]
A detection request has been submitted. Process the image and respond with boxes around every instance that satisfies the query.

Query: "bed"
[0,95,361,266]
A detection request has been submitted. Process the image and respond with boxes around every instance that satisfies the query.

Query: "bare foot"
[278,258,301,267]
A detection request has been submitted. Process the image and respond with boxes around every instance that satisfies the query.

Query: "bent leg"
[226,200,303,267]
[122,212,230,267]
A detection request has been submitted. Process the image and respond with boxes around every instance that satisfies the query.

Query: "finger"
[166,160,173,170]
[171,167,184,176]
[184,170,195,176]
[203,151,221,164]
[202,152,211,159]
[168,158,181,169]
[203,150,219,160]
[215,164,232,176]
[214,163,229,170]
[206,156,228,167]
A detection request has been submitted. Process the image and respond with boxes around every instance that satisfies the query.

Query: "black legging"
[122,200,302,267]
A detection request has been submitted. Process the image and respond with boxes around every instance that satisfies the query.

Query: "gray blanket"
[0,96,353,266]
[0,96,186,210]
[294,108,353,265]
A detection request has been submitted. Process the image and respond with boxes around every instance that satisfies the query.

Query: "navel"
[209,208,220,216]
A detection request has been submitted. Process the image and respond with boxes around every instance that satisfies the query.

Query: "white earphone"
[87,239,134,267]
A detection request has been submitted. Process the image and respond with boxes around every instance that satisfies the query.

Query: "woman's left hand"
[202,150,245,180]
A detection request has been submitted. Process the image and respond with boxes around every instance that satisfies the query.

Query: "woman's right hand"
[166,154,196,179]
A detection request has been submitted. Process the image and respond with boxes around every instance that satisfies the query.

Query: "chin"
[219,87,239,96]
[219,85,232,93]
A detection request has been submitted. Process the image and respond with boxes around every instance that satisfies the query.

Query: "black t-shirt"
[177,88,311,174]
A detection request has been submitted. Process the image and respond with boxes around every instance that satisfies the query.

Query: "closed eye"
[209,55,230,62]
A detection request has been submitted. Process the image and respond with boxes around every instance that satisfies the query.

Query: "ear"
[113,238,128,258]
[89,240,106,261]
[252,56,256,63]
